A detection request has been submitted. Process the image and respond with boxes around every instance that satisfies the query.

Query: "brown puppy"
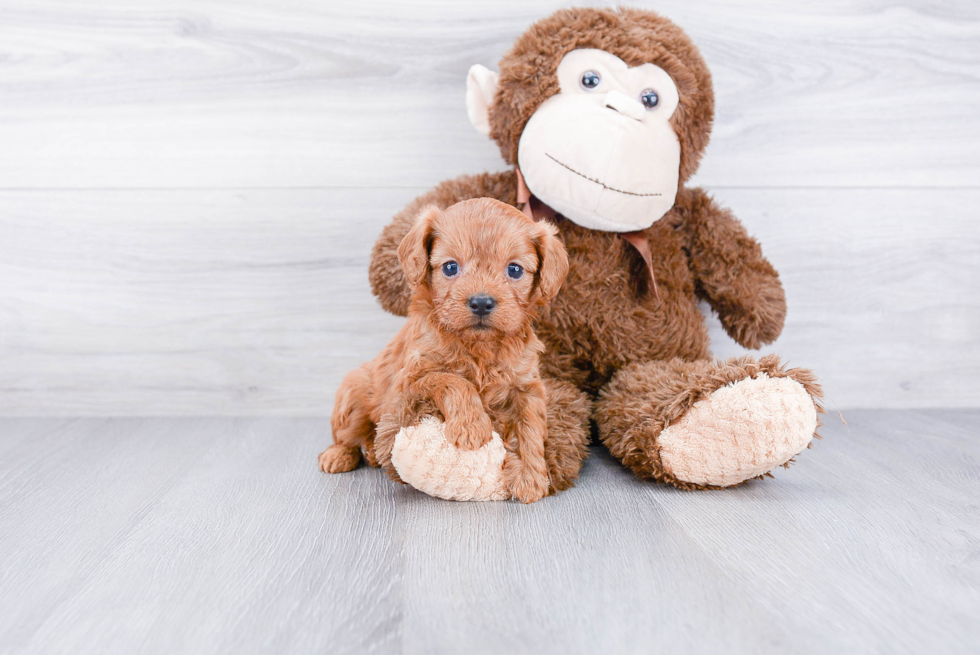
[318,197,568,503]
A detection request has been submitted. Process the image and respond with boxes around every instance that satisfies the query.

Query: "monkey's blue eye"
[507,263,524,280]
[640,88,659,109]
[580,71,601,90]
[442,261,459,277]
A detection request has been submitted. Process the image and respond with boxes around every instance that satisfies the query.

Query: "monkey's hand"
[676,187,787,349]
[714,273,787,350]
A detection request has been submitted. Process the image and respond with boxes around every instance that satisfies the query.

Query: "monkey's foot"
[391,417,511,501]
[595,355,823,489]
[657,373,817,486]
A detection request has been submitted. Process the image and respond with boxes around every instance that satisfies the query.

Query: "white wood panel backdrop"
[0,0,978,414]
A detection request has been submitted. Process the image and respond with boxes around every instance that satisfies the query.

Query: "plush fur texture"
[323,198,571,503]
[367,7,823,490]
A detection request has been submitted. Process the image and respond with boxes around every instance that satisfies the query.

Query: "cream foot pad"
[658,374,818,487]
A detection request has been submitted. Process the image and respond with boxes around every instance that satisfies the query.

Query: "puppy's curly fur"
[319,198,569,503]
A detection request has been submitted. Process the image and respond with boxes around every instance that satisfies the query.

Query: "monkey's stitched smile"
[545,153,661,197]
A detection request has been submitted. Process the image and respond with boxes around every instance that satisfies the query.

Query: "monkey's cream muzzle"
[467,49,682,233]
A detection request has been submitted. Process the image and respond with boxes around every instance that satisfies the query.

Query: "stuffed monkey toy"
[369,7,822,498]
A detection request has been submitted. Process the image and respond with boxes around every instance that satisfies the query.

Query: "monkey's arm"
[369,170,518,316]
[676,187,786,350]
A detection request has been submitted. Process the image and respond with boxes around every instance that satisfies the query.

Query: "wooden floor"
[1,409,977,654]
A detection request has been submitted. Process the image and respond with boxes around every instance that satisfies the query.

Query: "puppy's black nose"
[468,294,496,316]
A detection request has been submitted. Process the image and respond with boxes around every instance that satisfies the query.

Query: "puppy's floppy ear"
[530,220,569,304]
[398,205,440,289]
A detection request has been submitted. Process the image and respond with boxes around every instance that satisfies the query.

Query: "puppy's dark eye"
[507,263,524,280]
[580,70,601,90]
[442,261,459,277]
[640,88,659,109]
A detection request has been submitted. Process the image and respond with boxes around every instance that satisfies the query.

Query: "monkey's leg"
[319,367,375,474]
[593,355,823,489]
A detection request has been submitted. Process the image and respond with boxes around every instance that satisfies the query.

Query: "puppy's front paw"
[504,458,550,504]
[444,412,494,450]
[318,445,361,473]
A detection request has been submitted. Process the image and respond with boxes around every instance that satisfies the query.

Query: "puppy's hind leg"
[320,367,375,474]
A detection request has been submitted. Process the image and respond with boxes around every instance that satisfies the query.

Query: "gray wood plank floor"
[1,410,977,654]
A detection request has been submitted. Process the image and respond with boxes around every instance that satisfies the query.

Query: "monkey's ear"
[466,64,499,137]
[398,205,440,289]
[531,220,569,305]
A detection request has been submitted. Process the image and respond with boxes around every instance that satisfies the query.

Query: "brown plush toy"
[369,7,823,494]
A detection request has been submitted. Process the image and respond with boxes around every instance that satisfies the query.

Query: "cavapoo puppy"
[318,197,568,503]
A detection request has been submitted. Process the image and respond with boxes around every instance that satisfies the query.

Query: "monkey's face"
[517,49,681,232]
[467,45,686,233]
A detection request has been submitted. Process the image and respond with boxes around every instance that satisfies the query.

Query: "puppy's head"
[398,197,568,341]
